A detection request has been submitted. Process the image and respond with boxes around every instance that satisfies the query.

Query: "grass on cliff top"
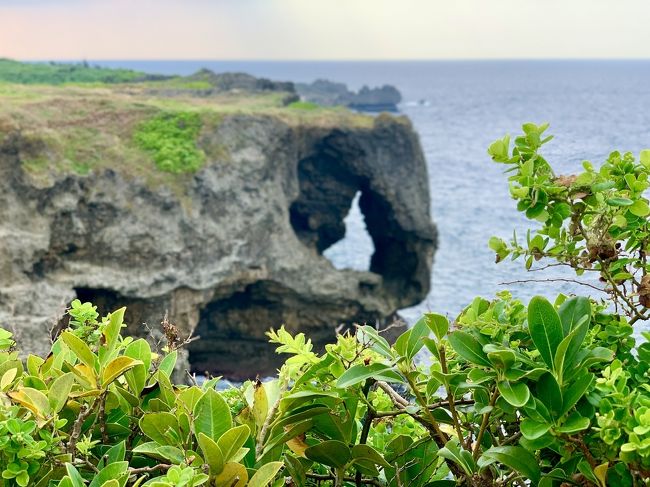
[0,82,377,194]
[0,58,148,85]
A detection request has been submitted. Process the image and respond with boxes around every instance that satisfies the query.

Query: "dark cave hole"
[187,281,303,380]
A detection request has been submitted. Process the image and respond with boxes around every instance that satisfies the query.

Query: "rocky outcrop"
[296,79,402,112]
[0,112,435,379]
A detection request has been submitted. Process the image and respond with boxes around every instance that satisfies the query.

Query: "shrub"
[134,112,206,173]
[0,123,649,486]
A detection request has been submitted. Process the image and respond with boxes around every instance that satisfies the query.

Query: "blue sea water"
[96,60,650,325]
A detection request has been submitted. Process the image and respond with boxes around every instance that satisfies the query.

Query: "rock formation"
[296,79,402,112]
[0,82,435,380]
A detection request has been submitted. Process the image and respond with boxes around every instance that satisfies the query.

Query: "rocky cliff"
[0,82,436,379]
[296,79,402,112]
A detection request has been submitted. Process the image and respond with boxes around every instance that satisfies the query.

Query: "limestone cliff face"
[0,112,436,379]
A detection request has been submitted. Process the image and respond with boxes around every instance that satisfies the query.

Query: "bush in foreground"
[0,123,649,486]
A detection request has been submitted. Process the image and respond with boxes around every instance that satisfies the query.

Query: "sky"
[1,0,650,60]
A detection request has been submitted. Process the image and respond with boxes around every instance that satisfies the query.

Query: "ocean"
[96,60,650,325]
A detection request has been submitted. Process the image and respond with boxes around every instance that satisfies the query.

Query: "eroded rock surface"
[0,112,436,379]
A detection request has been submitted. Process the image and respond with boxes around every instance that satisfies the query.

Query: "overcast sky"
[1,0,649,60]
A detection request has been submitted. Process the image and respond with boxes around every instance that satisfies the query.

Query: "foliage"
[134,112,206,173]
[0,59,146,85]
[1,123,649,486]
[287,101,321,111]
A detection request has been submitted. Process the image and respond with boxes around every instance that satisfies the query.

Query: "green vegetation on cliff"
[0,59,149,85]
[134,111,206,173]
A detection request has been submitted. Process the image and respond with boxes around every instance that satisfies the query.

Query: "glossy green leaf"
[48,373,74,413]
[481,446,540,484]
[425,313,449,341]
[536,372,562,416]
[497,380,530,407]
[139,412,181,445]
[193,388,232,442]
[197,432,224,474]
[351,444,390,468]
[561,371,594,416]
[60,332,96,370]
[556,413,590,434]
[217,424,250,462]
[336,363,404,388]
[88,462,128,487]
[248,462,284,487]
[304,440,351,468]
[558,296,591,336]
[528,296,563,370]
[606,197,633,207]
[448,331,491,367]
[520,418,551,440]
[438,440,475,476]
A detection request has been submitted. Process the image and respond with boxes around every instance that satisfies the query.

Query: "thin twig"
[499,277,604,293]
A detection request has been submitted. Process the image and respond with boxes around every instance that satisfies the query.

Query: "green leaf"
[193,388,232,442]
[520,419,551,440]
[217,425,251,462]
[553,317,589,383]
[536,372,562,416]
[88,462,128,487]
[124,339,151,395]
[606,197,633,207]
[336,364,404,388]
[248,462,283,487]
[528,296,563,370]
[556,413,590,434]
[481,446,540,484]
[425,313,449,341]
[448,331,491,367]
[103,308,125,352]
[284,455,306,487]
[640,149,650,168]
[60,332,97,370]
[104,441,126,465]
[198,432,224,474]
[132,442,185,464]
[214,463,247,487]
[406,316,430,360]
[561,371,594,416]
[48,373,74,413]
[485,347,516,371]
[139,412,181,445]
[629,199,650,217]
[158,351,177,378]
[64,464,85,487]
[438,440,475,476]
[497,380,530,407]
[558,296,591,337]
[356,326,393,359]
[351,444,391,468]
[305,440,351,468]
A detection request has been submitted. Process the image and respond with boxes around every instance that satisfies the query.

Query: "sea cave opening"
[322,191,374,271]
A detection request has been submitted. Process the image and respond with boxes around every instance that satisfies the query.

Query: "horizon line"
[10,57,650,63]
